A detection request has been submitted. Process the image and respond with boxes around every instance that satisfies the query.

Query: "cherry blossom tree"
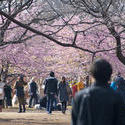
[0,0,125,79]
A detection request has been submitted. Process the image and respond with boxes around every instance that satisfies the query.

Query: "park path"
[0,109,71,125]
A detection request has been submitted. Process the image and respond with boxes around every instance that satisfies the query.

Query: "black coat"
[4,85,12,98]
[71,83,125,125]
[15,81,27,97]
[58,82,69,102]
[44,77,58,95]
[29,81,38,95]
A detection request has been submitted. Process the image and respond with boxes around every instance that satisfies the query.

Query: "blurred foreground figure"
[71,59,125,125]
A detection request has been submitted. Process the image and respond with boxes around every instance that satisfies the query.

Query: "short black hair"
[50,71,55,77]
[90,59,112,83]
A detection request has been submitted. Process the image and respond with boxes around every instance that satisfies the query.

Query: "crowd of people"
[0,71,88,113]
[0,58,125,124]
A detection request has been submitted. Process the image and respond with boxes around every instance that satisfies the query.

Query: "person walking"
[58,76,69,114]
[44,71,58,114]
[28,77,38,108]
[71,58,125,125]
[0,78,5,112]
[14,75,27,113]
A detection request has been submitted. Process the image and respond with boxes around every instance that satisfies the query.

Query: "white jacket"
[0,82,5,100]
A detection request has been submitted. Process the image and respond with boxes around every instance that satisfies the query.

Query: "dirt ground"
[0,107,71,125]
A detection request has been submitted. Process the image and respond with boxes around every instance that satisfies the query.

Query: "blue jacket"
[110,81,117,90]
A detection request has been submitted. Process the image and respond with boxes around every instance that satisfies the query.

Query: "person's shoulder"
[43,78,48,82]
[74,87,91,102]
[76,87,91,97]
[52,77,58,82]
[31,81,36,84]
[47,77,54,80]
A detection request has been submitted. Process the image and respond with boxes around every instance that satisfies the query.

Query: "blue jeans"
[46,93,55,113]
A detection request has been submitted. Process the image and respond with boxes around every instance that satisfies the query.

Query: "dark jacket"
[29,81,38,95]
[71,83,125,125]
[116,77,125,104]
[44,77,58,95]
[58,82,69,102]
[4,84,12,98]
[15,81,27,97]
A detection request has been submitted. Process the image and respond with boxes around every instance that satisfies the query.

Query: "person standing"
[71,82,77,98]
[28,77,38,108]
[4,82,12,108]
[71,59,125,125]
[116,77,125,104]
[14,75,27,113]
[0,78,5,112]
[77,77,85,91]
[58,76,69,114]
[44,71,58,114]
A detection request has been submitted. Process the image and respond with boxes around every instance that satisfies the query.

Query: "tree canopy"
[0,0,125,79]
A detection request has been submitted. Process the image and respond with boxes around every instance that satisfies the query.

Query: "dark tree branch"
[0,9,94,54]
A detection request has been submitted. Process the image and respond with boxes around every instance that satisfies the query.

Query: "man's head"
[50,71,55,77]
[90,58,112,83]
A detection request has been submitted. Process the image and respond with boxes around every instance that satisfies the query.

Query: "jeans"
[5,97,12,107]
[46,93,55,113]
[61,101,67,113]
[29,94,38,107]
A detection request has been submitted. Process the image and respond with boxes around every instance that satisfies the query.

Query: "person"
[14,75,27,113]
[58,76,69,114]
[77,77,85,91]
[85,75,90,87]
[116,77,125,104]
[0,78,5,112]
[71,58,125,125]
[28,77,38,108]
[71,81,77,98]
[71,81,78,105]
[44,71,58,114]
[4,82,12,108]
